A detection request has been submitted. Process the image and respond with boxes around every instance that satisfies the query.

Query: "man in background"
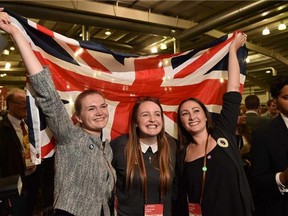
[244,94,271,137]
[262,98,279,119]
[250,76,288,216]
[0,88,37,216]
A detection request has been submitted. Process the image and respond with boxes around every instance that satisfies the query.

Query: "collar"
[245,110,258,115]
[280,113,288,128]
[140,141,158,153]
[7,113,22,126]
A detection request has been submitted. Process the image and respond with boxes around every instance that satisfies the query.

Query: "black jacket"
[0,114,25,178]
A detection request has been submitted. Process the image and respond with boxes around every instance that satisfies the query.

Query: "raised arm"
[0,8,43,75]
[227,32,247,92]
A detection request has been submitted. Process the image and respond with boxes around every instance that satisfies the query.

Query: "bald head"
[6,88,27,120]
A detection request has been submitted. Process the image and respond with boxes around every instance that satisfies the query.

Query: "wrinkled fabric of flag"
[6,9,247,164]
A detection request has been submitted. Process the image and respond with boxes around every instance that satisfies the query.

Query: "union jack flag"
[7,10,247,164]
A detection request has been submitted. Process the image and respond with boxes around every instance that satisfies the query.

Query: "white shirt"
[7,113,25,150]
[245,110,258,115]
[7,114,36,175]
[140,141,158,154]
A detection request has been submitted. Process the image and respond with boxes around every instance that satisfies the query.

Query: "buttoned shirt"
[7,113,25,150]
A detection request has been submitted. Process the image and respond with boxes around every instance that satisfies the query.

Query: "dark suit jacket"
[246,112,270,135]
[0,114,25,178]
[251,114,288,216]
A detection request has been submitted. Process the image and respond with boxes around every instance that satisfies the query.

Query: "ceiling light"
[5,62,11,69]
[245,57,250,63]
[262,27,270,35]
[278,23,286,30]
[105,30,111,36]
[160,43,167,50]
[10,46,15,51]
[151,47,158,54]
[3,49,9,55]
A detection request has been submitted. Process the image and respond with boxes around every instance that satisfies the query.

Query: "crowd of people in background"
[0,8,288,216]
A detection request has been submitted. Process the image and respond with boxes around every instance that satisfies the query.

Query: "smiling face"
[76,93,109,136]
[268,100,279,116]
[136,101,163,139]
[179,100,208,135]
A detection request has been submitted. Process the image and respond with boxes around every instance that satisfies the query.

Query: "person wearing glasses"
[110,97,177,216]
[0,9,115,216]
[0,88,38,216]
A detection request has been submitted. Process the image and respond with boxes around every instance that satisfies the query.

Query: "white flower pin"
[217,137,229,148]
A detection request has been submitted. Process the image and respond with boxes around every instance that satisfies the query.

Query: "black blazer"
[250,114,288,216]
[0,114,25,178]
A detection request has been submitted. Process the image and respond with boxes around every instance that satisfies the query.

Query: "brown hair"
[125,97,173,194]
[74,89,104,115]
[177,97,213,149]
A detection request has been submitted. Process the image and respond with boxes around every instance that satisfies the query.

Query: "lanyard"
[187,135,210,205]
[199,135,210,204]
[139,146,163,204]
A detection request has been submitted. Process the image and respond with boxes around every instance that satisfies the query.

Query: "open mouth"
[147,124,158,129]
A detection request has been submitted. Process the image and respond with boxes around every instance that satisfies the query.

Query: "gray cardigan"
[29,68,115,216]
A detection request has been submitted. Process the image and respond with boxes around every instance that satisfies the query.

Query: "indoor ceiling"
[0,0,288,100]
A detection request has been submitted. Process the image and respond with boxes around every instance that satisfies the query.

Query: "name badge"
[144,204,163,216]
[188,203,202,216]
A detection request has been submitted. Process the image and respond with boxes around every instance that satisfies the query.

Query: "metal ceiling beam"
[1,1,190,37]
[1,1,287,66]
[175,0,281,41]
[245,74,270,91]
[246,42,288,66]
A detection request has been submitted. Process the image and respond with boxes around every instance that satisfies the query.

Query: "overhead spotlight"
[151,47,158,54]
[278,22,286,30]
[262,27,270,35]
[160,43,167,50]
[105,30,111,36]
[10,46,15,51]
[3,49,9,55]
[5,62,11,69]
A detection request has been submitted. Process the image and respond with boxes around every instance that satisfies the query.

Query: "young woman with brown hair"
[110,97,177,216]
